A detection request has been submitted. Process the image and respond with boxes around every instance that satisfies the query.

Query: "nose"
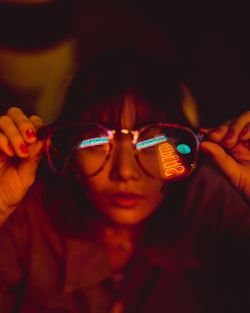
[109,136,141,182]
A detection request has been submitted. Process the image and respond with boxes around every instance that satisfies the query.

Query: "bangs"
[59,49,187,128]
[78,91,172,129]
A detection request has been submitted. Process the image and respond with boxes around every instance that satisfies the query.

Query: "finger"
[6,107,37,144]
[0,115,29,157]
[230,142,250,161]
[0,133,15,157]
[200,141,241,189]
[29,115,45,131]
[207,120,231,143]
[221,111,250,148]
[199,127,210,134]
[28,140,46,160]
[18,141,46,188]
[239,122,250,141]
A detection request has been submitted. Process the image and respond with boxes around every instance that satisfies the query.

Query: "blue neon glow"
[176,144,191,154]
[136,135,168,149]
[77,137,109,149]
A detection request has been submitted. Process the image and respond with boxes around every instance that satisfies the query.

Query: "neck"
[92,218,145,251]
[86,218,147,271]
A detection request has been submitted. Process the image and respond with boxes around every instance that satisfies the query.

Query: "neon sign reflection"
[77,137,109,149]
[157,142,187,179]
[136,135,168,149]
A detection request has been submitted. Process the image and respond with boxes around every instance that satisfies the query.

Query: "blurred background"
[0,0,249,126]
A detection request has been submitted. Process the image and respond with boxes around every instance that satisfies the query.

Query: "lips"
[108,192,145,208]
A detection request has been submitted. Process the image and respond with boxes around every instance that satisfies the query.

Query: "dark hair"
[44,49,194,240]
[58,48,189,128]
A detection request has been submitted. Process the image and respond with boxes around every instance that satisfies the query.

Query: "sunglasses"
[38,123,205,182]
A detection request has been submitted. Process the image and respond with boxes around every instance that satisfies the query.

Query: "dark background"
[112,1,250,127]
[0,0,249,126]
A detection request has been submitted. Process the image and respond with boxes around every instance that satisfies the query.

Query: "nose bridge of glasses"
[111,129,139,145]
[110,130,139,166]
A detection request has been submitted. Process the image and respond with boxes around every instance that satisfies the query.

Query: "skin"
[0,107,45,224]
[201,110,250,202]
[79,94,166,226]
[0,106,249,227]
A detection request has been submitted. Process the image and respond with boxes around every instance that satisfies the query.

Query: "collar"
[63,236,112,294]
[62,235,166,295]
[62,232,199,295]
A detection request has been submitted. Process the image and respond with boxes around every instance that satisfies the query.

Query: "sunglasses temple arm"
[196,127,210,143]
[37,125,55,140]
[196,132,205,143]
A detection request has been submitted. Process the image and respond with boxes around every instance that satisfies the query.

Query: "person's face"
[79,94,166,226]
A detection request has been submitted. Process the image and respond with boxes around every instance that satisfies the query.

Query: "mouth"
[107,192,145,208]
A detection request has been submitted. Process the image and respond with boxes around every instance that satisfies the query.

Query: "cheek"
[83,180,101,196]
[81,173,107,200]
[143,177,165,194]
[145,181,166,206]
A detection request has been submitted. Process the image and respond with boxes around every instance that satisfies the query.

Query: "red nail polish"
[210,127,223,133]
[213,127,222,133]
[208,128,222,137]
[26,129,36,138]
[239,127,249,139]
[20,144,28,154]
[242,141,250,149]
[8,144,15,154]
[223,130,234,141]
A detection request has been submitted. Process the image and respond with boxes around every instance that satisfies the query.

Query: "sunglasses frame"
[38,122,205,180]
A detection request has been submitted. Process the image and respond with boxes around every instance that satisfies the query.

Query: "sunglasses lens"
[48,125,110,176]
[136,125,199,181]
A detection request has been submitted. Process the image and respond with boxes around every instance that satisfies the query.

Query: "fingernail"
[242,141,250,149]
[239,126,249,140]
[19,144,28,154]
[223,130,234,141]
[209,127,222,134]
[208,128,223,138]
[8,144,15,154]
[26,129,36,138]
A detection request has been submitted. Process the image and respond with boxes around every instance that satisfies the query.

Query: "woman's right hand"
[0,107,46,225]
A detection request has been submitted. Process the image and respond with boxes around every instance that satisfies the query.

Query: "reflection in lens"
[77,137,109,149]
[136,135,168,149]
[48,125,110,177]
[176,143,191,155]
[136,125,198,181]
[73,140,110,177]
[157,142,187,180]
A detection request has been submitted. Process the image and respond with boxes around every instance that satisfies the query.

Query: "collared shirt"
[0,159,249,313]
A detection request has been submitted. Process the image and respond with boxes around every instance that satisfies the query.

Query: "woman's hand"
[201,110,250,203]
[0,107,46,225]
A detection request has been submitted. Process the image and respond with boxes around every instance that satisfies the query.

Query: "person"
[0,50,249,313]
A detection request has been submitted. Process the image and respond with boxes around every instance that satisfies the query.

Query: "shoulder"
[0,176,63,240]
[179,156,250,233]
[187,156,248,207]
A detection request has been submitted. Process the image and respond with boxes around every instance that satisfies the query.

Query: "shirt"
[0,158,249,313]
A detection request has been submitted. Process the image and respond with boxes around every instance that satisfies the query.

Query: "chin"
[105,208,152,226]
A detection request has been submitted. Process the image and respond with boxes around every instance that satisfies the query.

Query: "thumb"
[200,141,241,188]
[28,140,46,163]
[19,141,46,187]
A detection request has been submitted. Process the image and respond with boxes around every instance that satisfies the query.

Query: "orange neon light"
[157,142,186,179]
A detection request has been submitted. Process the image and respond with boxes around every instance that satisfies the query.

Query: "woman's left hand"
[200,110,250,203]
